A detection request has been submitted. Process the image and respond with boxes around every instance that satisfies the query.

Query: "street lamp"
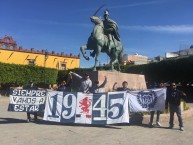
[45,49,48,61]
[44,50,48,88]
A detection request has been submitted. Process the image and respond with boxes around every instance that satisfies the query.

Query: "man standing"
[149,82,164,128]
[91,76,107,93]
[166,82,187,131]
[57,73,72,92]
[23,80,38,123]
[70,71,92,93]
[113,81,130,91]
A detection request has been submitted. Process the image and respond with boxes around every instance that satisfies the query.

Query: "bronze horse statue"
[80,16,124,71]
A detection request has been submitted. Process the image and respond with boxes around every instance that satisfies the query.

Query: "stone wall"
[72,70,147,91]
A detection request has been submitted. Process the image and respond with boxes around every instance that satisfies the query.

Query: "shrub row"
[0,62,58,87]
[1,55,193,87]
[124,55,193,84]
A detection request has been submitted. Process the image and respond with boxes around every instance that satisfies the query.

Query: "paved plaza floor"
[1,96,193,145]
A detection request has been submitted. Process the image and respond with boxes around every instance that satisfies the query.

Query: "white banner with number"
[128,88,166,112]
[43,91,129,124]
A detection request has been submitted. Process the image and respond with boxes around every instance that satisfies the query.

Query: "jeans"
[169,104,183,127]
[150,111,161,123]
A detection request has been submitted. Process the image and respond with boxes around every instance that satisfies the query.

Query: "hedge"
[1,55,193,87]
[0,62,58,87]
[124,55,193,84]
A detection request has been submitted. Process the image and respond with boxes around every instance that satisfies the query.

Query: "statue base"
[72,71,146,92]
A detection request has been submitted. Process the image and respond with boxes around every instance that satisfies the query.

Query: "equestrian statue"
[80,9,124,71]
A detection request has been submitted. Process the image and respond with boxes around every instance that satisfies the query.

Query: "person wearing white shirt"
[70,71,92,93]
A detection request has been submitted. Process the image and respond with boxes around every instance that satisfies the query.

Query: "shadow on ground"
[129,113,143,125]
[35,112,144,129]
[36,120,122,129]
[0,117,26,124]
[0,117,122,129]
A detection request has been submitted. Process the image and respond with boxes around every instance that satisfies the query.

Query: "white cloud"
[24,19,92,27]
[108,1,161,9]
[120,25,193,34]
[79,0,162,11]
[25,19,193,34]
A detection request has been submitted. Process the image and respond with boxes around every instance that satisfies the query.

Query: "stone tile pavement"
[1,96,193,145]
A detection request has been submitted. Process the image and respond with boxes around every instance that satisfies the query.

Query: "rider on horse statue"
[103,9,120,42]
[90,10,121,58]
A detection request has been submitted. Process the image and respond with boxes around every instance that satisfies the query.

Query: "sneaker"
[149,123,154,128]
[156,122,162,127]
[26,118,31,123]
[34,116,38,121]
[169,125,173,129]
[180,127,184,131]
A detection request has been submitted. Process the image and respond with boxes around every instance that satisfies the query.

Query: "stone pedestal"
[72,71,146,92]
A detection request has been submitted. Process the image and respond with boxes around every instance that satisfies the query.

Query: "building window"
[27,59,36,65]
[3,44,6,49]
[60,62,66,70]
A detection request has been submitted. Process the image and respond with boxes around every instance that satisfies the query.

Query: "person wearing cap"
[91,76,107,93]
[70,71,92,93]
[23,80,38,123]
[25,80,38,90]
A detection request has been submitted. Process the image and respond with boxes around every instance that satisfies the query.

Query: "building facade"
[0,36,80,70]
[122,53,148,65]
[165,45,193,58]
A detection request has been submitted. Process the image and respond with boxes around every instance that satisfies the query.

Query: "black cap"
[29,80,33,83]
[84,73,89,76]
[159,80,165,83]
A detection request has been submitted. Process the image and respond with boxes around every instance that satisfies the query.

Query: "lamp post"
[44,50,48,88]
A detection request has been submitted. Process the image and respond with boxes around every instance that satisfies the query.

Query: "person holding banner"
[58,73,72,92]
[91,76,107,93]
[113,81,130,91]
[66,73,72,92]
[149,82,164,128]
[70,71,92,93]
[23,80,38,123]
[50,84,58,91]
[166,82,187,131]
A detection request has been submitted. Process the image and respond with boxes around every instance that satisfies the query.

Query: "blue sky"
[1,0,193,67]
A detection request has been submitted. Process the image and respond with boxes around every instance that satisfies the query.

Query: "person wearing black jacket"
[165,82,187,131]
[57,73,72,92]
[113,81,130,91]
[23,80,38,123]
